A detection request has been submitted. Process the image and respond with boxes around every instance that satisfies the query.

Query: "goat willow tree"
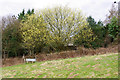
[40,6,94,49]
[20,14,48,55]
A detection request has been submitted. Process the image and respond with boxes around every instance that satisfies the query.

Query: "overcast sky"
[0,0,119,21]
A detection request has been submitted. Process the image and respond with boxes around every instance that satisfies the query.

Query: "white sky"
[0,0,119,21]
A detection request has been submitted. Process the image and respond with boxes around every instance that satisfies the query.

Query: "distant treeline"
[1,4,119,58]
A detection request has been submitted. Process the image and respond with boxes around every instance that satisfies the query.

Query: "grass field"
[2,53,118,78]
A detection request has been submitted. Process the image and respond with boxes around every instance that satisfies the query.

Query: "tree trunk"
[3,51,6,61]
[15,52,17,57]
[30,49,32,56]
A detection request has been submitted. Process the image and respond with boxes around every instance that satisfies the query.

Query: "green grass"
[2,53,118,78]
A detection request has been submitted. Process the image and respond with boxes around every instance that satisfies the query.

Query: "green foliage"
[103,3,119,46]
[18,9,25,20]
[87,16,106,48]
[18,9,34,20]
[2,16,22,57]
[108,16,119,39]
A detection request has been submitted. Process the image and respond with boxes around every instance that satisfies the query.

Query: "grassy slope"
[2,53,118,78]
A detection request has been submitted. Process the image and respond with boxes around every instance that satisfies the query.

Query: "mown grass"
[2,53,118,78]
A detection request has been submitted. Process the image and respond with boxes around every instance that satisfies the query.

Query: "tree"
[104,3,119,43]
[39,6,94,50]
[20,14,48,55]
[108,16,119,39]
[74,26,95,48]
[87,16,105,48]
[18,9,25,20]
[18,9,34,20]
[104,3,118,24]
[2,15,22,57]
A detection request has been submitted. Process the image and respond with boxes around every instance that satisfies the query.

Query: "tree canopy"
[1,4,119,57]
[41,6,94,49]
